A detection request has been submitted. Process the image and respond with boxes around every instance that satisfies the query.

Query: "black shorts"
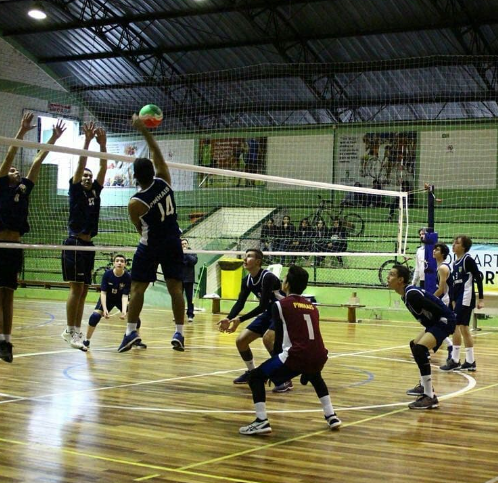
[94,298,124,313]
[454,305,473,326]
[0,246,23,290]
[61,237,95,285]
[131,240,184,283]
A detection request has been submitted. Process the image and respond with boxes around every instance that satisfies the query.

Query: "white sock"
[176,324,184,335]
[66,325,75,333]
[452,345,461,363]
[255,402,267,421]
[0,334,5,341]
[320,395,335,417]
[444,337,452,347]
[465,347,475,364]
[4,334,12,343]
[126,323,137,336]
[421,375,434,398]
[245,359,256,371]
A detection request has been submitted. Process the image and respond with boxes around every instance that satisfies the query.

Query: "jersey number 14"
[157,195,175,221]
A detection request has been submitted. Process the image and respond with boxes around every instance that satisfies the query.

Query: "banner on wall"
[450,244,498,293]
[197,137,267,188]
[335,131,417,191]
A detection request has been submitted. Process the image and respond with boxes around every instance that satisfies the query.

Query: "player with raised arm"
[239,265,341,435]
[83,254,145,350]
[440,235,483,372]
[388,265,456,410]
[0,113,65,362]
[61,122,107,351]
[117,114,185,353]
[218,249,292,392]
[433,242,454,362]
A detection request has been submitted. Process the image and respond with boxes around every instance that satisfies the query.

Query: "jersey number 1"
[157,195,174,221]
[304,314,315,340]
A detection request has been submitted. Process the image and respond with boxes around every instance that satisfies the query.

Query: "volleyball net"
[1,58,497,287]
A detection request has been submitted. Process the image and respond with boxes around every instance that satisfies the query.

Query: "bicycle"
[378,243,413,286]
[310,196,365,237]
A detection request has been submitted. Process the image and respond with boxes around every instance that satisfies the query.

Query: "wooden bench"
[472,292,498,331]
[19,280,100,291]
[202,295,365,323]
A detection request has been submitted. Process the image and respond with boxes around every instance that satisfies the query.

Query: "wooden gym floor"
[0,299,497,483]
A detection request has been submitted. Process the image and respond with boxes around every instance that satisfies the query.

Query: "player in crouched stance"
[387,265,456,410]
[239,265,341,435]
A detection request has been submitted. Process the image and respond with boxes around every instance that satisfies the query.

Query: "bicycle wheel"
[378,259,397,286]
[343,213,365,237]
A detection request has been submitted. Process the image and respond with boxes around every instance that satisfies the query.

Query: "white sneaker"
[61,329,73,344]
[70,332,87,352]
[188,318,194,323]
[326,413,342,429]
[239,418,272,435]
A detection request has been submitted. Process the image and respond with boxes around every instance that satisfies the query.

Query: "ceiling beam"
[36,16,498,64]
[1,0,330,36]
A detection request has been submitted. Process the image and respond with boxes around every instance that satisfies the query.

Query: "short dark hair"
[434,243,450,259]
[246,248,263,264]
[285,265,309,294]
[84,167,93,174]
[133,157,155,185]
[393,264,410,284]
[113,254,126,262]
[455,235,472,252]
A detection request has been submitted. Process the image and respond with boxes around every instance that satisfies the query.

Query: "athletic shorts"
[259,355,300,386]
[94,298,124,313]
[61,237,95,285]
[426,317,456,352]
[454,305,473,326]
[246,311,275,336]
[0,245,23,290]
[131,239,184,283]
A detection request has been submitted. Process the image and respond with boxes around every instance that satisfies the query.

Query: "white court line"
[0,392,24,399]
[484,478,498,483]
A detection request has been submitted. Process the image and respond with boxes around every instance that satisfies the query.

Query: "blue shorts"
[94,298,124,313]
[426,318,455,352]
[454,305,473,326]
[259,355,300,386]
[246,312,275,336]
[0,246,23,290]
[61,237,95,285]
[131,240,184,283]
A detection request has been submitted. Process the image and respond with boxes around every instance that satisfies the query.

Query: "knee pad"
[89,312,101,327]
[409,339,415,353]
[247,367,268,386]
[412,344,431,376]
[136,318,141,330]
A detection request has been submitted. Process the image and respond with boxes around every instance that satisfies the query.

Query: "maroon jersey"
[274,294,328,373]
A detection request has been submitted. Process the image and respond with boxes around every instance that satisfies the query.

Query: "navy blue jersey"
[403,285,455,329]
[131,178,181,246]
[68,178,103,237]
[452,253,483,308]
[100,269,131,301]
[228,269,283,322]
[0,176,34,236]
[437,262,453,306]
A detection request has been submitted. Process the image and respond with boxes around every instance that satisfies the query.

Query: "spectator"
[296,218,313,254]
[275,215,295,265]
[327,218,347,266]
[311,219,328,267]
[182,239,198,323]
[260,218,277,256]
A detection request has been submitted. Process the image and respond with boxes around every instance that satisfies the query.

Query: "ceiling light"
[28,2,47,20]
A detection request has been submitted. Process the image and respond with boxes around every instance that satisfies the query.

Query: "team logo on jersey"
[119,283,125,290]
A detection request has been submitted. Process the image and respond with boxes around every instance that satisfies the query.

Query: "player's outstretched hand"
[131,113,147,132]
[120,312,126,320]
[103,309,110,319]
[217,318,230,332]
[226,318,241,334]
[20,112,36,134]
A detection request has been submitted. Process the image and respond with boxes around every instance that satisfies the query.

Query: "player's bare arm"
[128,198,147,235]
[0,112,36,176]
[131,114,171,185]
[27,120,66,184]
[434,264,449,298]
[95,127,108,187]
[73,122,95,184]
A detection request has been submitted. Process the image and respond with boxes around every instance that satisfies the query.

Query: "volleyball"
[138,104,163,128]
